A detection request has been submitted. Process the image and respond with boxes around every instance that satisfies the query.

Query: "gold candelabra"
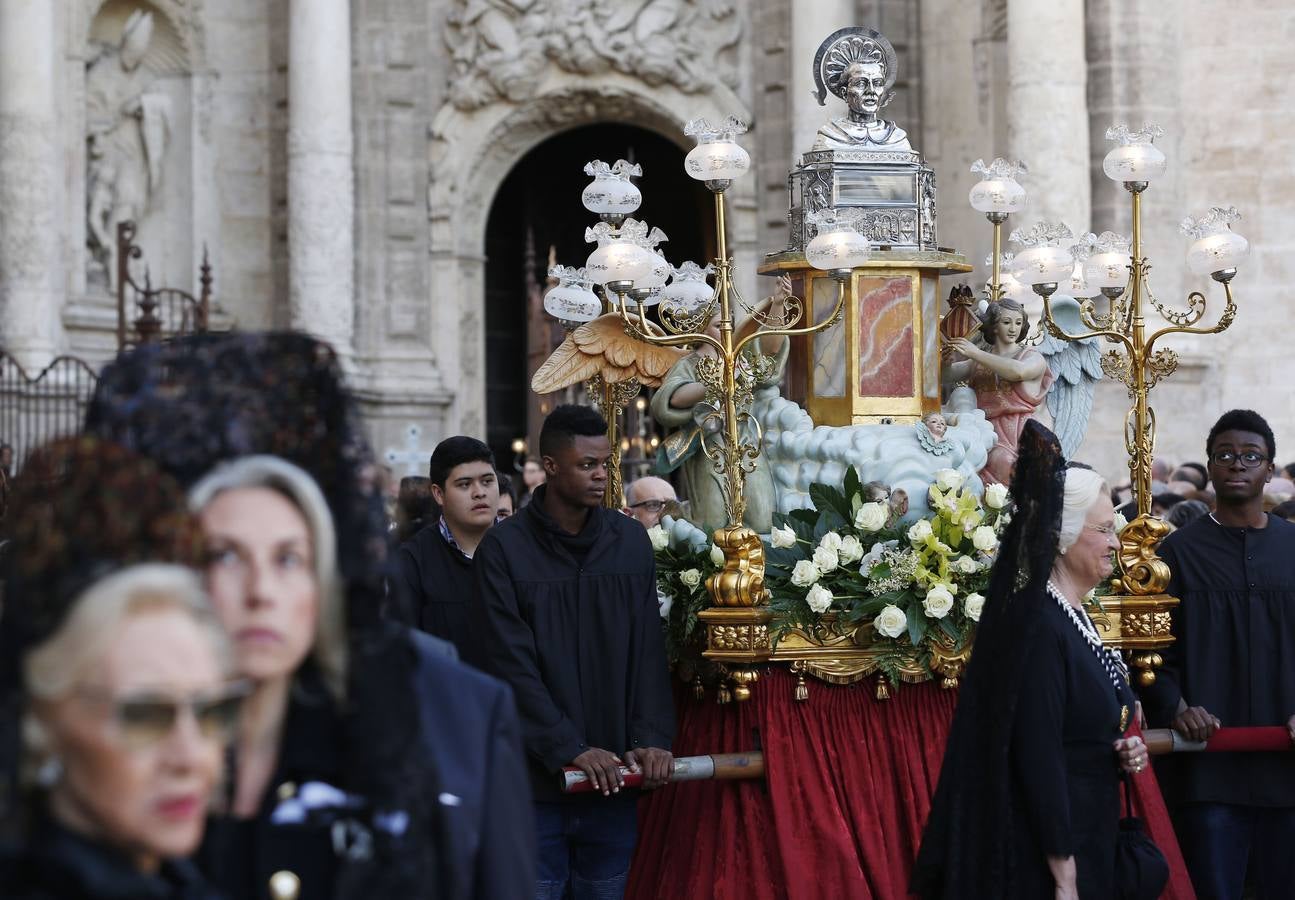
[1028,127,1245,683]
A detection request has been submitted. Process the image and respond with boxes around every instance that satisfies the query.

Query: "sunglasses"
[77,681,251,749]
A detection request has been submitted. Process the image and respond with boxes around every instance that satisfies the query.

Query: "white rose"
[874,604,908,639]
[710,544,726,567]
[953,555,979,574]
[854,501,888,532]
[838,534,865,564]
[907,519,933,544]
[791,559,821,587]
[647,525,669,552]
[771,524,797,549]
[806,583,834,614]
[657,588,674,619]
[818,531,843,553]
[922,584,955,619]
[971,525,998,552]
[934,468,964,492]
[984,483,1009,510]
[679,568,702,588]
[812,545,840,573]
[963,592,986,622]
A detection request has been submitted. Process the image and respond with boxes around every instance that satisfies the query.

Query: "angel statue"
[942,297,1053,485]
[1038,295,1103,458]
[651,276,793,536]
[916,411,954,457]
[529,313,685,396]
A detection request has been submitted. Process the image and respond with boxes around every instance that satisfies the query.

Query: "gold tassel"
[875,678,891,701]
[794,672,809,702]
[717,684,732,705]
[692,676,705,701]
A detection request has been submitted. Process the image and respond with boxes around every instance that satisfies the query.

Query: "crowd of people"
[0,329,1292,900]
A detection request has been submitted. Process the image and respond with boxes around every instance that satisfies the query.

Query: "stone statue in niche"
[812,28,911,152]
[86,9,171,290]
[942,298,1053,486]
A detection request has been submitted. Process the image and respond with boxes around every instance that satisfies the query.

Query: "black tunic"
[397,520,478,654]
[0,815,221,899]
[1009,598,1134,898]
[469,486,675,802]
[1141,513,1295,806]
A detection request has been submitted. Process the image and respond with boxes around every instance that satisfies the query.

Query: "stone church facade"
[0,0,1289,480]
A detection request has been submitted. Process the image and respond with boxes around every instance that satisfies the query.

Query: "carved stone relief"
[444,0,743,111]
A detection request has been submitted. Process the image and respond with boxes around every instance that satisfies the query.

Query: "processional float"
[532,25,1248,707]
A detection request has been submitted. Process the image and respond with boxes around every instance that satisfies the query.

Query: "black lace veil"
[912,419,1067,897]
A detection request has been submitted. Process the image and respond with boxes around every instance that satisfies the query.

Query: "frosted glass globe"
[582,173,641,217]
[636,251,672,290]
[1015,245,1074,286]
[586,240,654,286]
[684,138,751,182]
[1085,251,1129,291]
[969,178,1026,214]
[806,226,871,271]
[1187,230,1249,276]
[1068,261,1100,299]
[1103,143,1167,183]
[998,272,1034,304]
[543,283,601,323]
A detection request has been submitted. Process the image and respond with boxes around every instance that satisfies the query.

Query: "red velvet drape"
[627,668,1195,900]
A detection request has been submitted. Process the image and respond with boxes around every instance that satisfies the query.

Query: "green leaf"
[844,466,862,509]
[907,613,927,646]
[809,481,851,522]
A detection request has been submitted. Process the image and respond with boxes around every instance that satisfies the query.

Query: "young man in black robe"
[470,404,674,899]
[397,436,500,652]
[1141,408,1295,899]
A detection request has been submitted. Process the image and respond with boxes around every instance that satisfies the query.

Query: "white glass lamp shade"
[582,174,641,217]
[1015,245,1074,286]
[585,239,654,286]
[969,178,1026,214]
[1187,229,1249,276]
[806,225,871,271]
[543,274,601,324]
[1068,261,1100,299]
[1103,125,1168,183]
[998,272,1035,305]
[684,137,751,182]
[1085,251,1130,290]
[658,262,715,312]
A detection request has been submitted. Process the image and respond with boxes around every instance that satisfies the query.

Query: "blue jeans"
[1175,803,1295,899]
[534,798,638,900]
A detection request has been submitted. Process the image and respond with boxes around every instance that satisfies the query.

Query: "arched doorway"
[482,122,713,473]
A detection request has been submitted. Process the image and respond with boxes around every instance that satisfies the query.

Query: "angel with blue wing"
[1037,295,1104,458]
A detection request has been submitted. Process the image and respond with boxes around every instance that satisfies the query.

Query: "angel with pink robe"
[943,298,1053,485]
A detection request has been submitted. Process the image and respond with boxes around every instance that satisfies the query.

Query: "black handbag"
[1115,773,1169,900]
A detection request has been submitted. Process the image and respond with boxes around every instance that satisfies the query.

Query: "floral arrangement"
[765,466,1010,685]
[646,518,725,667]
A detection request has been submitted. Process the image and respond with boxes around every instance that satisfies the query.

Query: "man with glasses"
[623,476,677,528]
[1141,409,1295,899]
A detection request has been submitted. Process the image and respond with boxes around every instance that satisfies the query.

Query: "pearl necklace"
[1046,580,1130,693]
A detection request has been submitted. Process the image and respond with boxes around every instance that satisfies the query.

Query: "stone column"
[0,0,62,369]
[1006,0,1091,235]
[790,1,858,161]
[288,0,354,362]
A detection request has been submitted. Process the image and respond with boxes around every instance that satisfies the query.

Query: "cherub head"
[922,412,948,441]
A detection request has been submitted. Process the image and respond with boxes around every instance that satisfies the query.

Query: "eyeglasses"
[629,499,668,513]
[1085,523,1119,535]
[77,681,250,749]
[1209,450,1268,468]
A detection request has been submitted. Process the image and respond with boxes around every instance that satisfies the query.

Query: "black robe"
[469,486,675,803]
[0,814,220,900]
[1141,513,1295,807]
[916,591,1134,899]
[397,521,478,654]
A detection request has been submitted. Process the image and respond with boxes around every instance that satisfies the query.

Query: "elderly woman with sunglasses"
[915,423,1155,899]
[0,438,240,899]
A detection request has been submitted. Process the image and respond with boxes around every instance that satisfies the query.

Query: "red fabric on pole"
[1205,726,1292,753]
[627,670,1195,899]
[1124,720,1197,900]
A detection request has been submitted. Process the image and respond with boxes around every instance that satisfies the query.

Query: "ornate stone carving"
[443,0,743,111]
[85,9,176,290]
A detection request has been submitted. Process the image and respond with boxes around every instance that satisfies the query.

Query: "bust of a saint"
[814,58,911,152]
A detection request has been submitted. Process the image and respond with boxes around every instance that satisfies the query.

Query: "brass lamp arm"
[1041,293,1130,348]
[731,279,847,359]
[614,293,727,355]
[1144,282,1237,354]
